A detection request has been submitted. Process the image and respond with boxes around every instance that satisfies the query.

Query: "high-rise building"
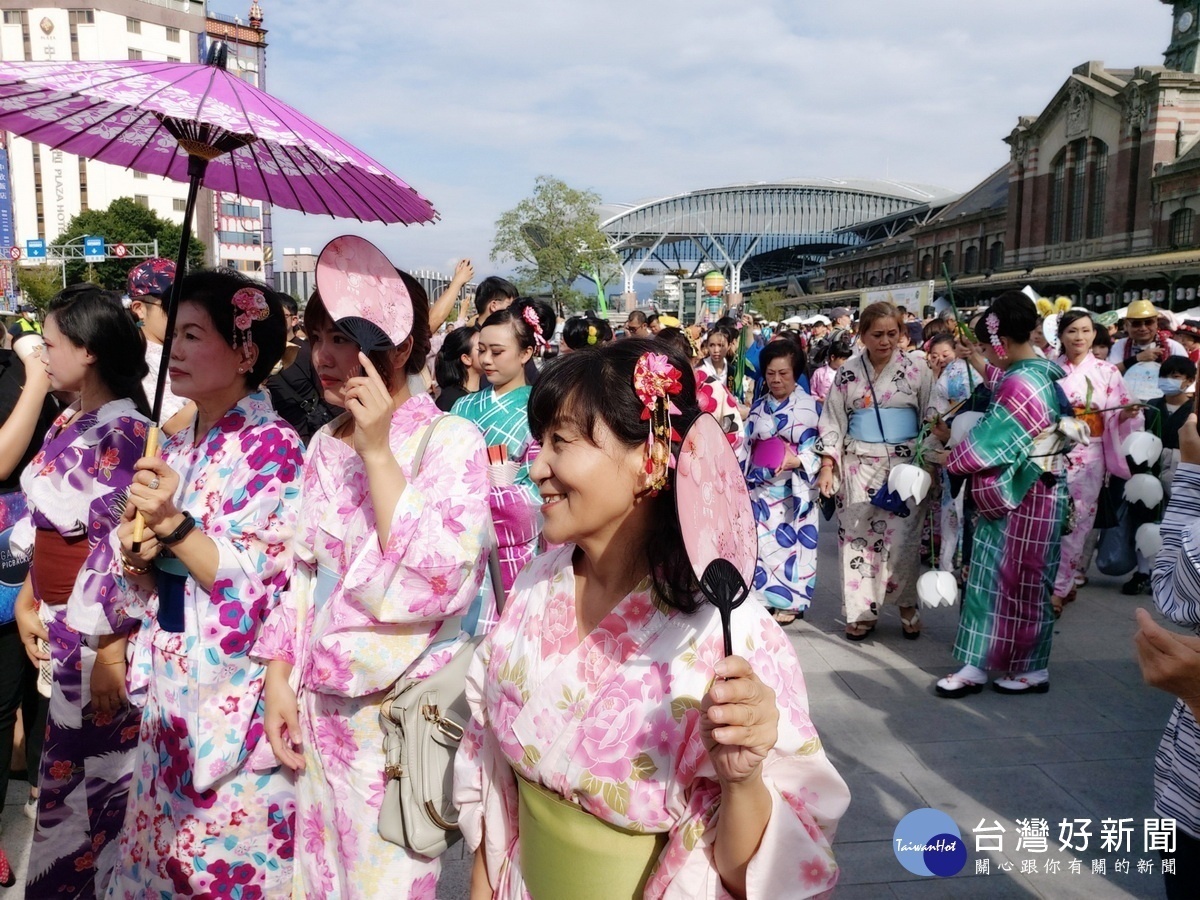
[200,2,271,282]
[277,246,315,302]
[0,1,205,245]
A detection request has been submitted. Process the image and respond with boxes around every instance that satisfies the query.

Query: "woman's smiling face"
[528,414,647,547]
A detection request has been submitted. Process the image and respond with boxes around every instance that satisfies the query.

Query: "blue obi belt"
[847,407,919,444]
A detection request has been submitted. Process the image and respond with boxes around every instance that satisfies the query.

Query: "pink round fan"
[674,413,758,657]
[315,235,413,351]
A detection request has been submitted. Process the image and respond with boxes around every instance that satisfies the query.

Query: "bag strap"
[862,358,893,463]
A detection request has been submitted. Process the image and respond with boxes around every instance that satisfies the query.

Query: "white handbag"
[377,417,505,857]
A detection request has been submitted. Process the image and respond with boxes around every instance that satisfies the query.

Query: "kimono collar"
[177,390,274,454]
[1056,351,1095,376]
[39,397,140,465]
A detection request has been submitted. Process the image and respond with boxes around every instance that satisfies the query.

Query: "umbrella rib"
[271,142,335,218]
[247,89,338,217]
[251,87,390,221]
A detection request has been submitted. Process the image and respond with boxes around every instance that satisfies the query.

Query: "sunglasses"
[1127,318,1157,325]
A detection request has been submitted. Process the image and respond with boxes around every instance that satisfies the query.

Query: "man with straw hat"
[1112,299,1187,402]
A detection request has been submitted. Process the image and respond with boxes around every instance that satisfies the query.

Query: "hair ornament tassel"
[522,305,548,348]
[633,351,683,494]
[986,312,1006,359]
[231,287,270,348]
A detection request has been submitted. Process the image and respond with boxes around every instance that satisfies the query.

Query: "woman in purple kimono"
[935,291,1083,699]
[11,286,151,898]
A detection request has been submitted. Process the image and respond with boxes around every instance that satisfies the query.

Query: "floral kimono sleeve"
[455,631,520,891]
[251,576,303,666]
[340,415,490,625]
[1100,367,1140,480]
[65,414,151,638]
[649,614,849,898]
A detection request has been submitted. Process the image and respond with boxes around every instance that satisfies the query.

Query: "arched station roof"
[601,178,958,284]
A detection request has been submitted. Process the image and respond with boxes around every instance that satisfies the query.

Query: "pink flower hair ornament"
[231,287,271,347]
[633,351,683,493]
[985,312,1006,359]
[522,305,548,348]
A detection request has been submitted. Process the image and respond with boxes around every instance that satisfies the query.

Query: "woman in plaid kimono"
[453,299,551,590]
[936,292,1076,698]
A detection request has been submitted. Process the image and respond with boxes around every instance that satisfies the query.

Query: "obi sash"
[847,406,919,444]
[517,775,667,900]
[31,528,90,606]
[154,554,189,633]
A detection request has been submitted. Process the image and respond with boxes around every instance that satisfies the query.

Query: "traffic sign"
[7,246,19,260]
[25,239,45,258]
[112,242,127,259]
[83,235,105,261]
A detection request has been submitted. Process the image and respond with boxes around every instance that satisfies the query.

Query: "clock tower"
[1164,1,1200,71]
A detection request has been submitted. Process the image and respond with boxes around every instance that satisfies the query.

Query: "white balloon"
[918,570,958,608]
[1135,523,1163,560]
[910,468,933,505]
[1124,473,1165,509]
[888,464,930,504]
[948,412,984,448]
[1121,432,1164,468]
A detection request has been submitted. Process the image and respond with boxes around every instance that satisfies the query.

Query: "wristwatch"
[158,511,197,546]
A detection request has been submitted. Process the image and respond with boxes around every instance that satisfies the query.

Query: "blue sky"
[210,0,1174,289]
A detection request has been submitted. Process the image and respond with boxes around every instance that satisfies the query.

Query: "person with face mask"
[1151,355,1198,494]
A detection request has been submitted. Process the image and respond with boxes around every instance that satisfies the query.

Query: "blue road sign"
[25,239,45,259]
[83,235,105,260]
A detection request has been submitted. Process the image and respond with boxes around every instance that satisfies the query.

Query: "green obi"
[517,775,668,899]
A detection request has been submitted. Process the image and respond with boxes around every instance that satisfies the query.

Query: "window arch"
[989,240,1005,270]
[1171,208,1195,248]
[920,254,933,279]
[941,249,954,276]
[1048,149,1067,244]
[964,246,979,274]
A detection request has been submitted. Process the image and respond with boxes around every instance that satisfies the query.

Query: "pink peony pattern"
[454,544,851,899]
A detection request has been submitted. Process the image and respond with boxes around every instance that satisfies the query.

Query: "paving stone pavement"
[0,523,1184,898]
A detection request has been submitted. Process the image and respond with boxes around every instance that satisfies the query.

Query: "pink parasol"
[0,44,438,550]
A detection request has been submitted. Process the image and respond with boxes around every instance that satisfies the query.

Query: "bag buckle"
[384,763,404,781]
[421,704,465,741]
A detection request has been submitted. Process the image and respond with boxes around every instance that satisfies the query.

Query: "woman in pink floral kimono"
[455,340,849,899]
[104,271,304,898]
[1051,309,1141,616]
[257,248,492,899]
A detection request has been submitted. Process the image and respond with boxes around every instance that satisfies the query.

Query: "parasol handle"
[130,425,160,553]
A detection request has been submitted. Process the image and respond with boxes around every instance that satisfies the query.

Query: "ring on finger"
[148,476,161,490]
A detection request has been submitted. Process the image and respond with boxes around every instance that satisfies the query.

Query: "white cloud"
[214,0,1174,286]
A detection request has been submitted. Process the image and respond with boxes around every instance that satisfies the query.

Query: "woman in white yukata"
[257,237,492,900]
[105,270,304,898]
[454,339,849,899]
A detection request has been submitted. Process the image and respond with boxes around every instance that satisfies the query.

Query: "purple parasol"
[0,52,437,224]
[0,44,438,551]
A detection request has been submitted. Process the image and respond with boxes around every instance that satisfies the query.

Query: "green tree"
[14,264,63,313]
[55,197,205,290]
[492,176,618,313]
[749,288,789,323]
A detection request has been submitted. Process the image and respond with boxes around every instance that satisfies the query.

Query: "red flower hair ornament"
[633,351,683,493]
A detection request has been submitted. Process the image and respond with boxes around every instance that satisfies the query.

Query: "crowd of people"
[3,244,1200,897]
